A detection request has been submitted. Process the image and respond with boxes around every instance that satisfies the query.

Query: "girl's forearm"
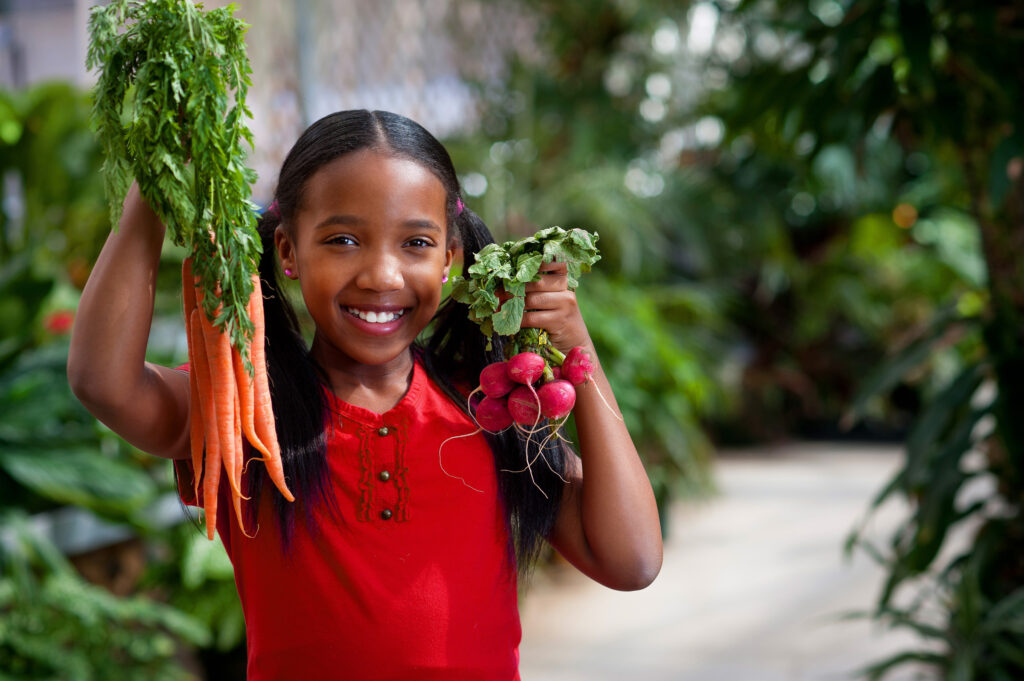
[570,344,663,589]
[67,185,186,453]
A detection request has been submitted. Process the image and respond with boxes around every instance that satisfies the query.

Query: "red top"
[175,360,522,680]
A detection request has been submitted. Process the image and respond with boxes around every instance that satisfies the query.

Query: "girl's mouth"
[345,307,406,324]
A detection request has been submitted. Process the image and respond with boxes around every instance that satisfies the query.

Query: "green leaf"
[450,226,600,361]
[855,650,945,680]
[985,587,1024,634]
[492,295,526,336]
[181,530,234,589]
[514,252,544,283]
[843,306,974,427]
[990,637,1024,668]
[0,448,156,513]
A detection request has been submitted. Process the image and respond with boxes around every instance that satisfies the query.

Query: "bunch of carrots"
[182,259,294,540]
[87,0,295,539]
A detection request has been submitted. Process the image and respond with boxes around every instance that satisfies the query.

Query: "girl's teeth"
[348,308,404,323]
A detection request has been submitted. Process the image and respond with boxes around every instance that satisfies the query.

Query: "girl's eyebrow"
[313,215,442,233]
[313,214,364,231]
[402,219,443,233]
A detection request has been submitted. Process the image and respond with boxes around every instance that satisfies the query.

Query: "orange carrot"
[248,276,294,502]
[182,260,205,503]
[233,342,270,460]
[202,435,222,542]
[183,264,294,540]
[232,385,256,538]
[190,308,222,540]
[188,348,205,505]
[197,296,247,506]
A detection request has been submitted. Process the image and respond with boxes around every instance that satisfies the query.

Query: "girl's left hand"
[520,261,591,353]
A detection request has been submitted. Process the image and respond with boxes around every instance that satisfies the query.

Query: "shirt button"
[377,426,390,436]
[378,470,391,482]
[380,509,393,520]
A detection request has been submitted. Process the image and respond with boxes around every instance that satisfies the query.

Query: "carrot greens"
[87,0,260,369]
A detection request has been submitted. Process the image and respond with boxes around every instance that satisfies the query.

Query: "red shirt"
[175,360,522,680]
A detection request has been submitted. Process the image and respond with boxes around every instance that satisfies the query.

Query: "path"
[518,443,931,681]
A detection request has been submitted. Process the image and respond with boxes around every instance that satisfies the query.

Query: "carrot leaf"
[87,0,260,371]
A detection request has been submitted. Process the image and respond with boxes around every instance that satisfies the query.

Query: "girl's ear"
[274,225,298,278]
[443,243,455,280]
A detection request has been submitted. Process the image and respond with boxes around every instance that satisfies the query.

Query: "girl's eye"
[406,238,433,248]
[326,235,356,246]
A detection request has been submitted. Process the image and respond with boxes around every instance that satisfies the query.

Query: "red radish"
[507,351,547,385]
[475,396,513,432]
[549,365,562,382]
[538,380,576,420]
[479,361,516,398]
[507,385,541,425]
[561,346,595,386]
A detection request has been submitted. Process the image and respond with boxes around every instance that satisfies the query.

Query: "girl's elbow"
[66,354,129,418]
[599,545,663,591]
[621,551,663,591]
[67,354,98,406]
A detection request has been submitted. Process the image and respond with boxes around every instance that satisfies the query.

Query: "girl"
[68,110,662,679]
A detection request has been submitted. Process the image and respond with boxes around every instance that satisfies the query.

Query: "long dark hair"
[247,110,567,572]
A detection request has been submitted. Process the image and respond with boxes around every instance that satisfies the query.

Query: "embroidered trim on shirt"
[392,413,411,522]
[356,425,375,522]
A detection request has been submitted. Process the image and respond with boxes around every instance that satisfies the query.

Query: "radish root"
[587,376,624,421]
[438,428,486,493]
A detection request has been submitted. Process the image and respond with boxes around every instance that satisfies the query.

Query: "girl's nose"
[355,252,404,292]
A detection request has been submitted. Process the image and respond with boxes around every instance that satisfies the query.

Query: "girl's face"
[275,149,454,373]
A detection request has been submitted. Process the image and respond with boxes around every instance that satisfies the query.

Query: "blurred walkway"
[519,443,927,681]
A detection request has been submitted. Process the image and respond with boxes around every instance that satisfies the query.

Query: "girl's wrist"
[122,183,166,238]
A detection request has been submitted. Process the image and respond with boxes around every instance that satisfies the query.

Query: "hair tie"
[267,200,280,217]
[456,197,464,216]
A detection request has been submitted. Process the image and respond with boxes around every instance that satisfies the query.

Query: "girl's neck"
[311,340,415,413]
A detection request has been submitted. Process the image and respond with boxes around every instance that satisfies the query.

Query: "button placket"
[377,423,398,521]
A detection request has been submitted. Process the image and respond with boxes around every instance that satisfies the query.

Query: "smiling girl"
[68,110,662,680]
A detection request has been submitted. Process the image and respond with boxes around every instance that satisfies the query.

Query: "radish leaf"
[451,226,600,349]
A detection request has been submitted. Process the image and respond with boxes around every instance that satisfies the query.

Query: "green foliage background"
[1,0,1021,678]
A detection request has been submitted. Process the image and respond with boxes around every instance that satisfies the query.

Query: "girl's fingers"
[540,261,568,275]
[521,309,590,351]
[523,290,575,312]
[526,261,568,293]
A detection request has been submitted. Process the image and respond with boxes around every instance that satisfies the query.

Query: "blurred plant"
[449,0,976,452]
[577,276,725,506]
[0,82,109,283]
[698,0,1024,677]
[141,523,246,656]
[0,509,209,680]
[0,80,239,677]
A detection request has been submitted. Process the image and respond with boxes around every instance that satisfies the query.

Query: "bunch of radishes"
[472,346,596,433]
[447,226,605,434]
[441,227,608,492]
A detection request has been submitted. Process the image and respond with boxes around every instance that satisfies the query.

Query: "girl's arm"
[521,263,663,591]
[67,183,191,460]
